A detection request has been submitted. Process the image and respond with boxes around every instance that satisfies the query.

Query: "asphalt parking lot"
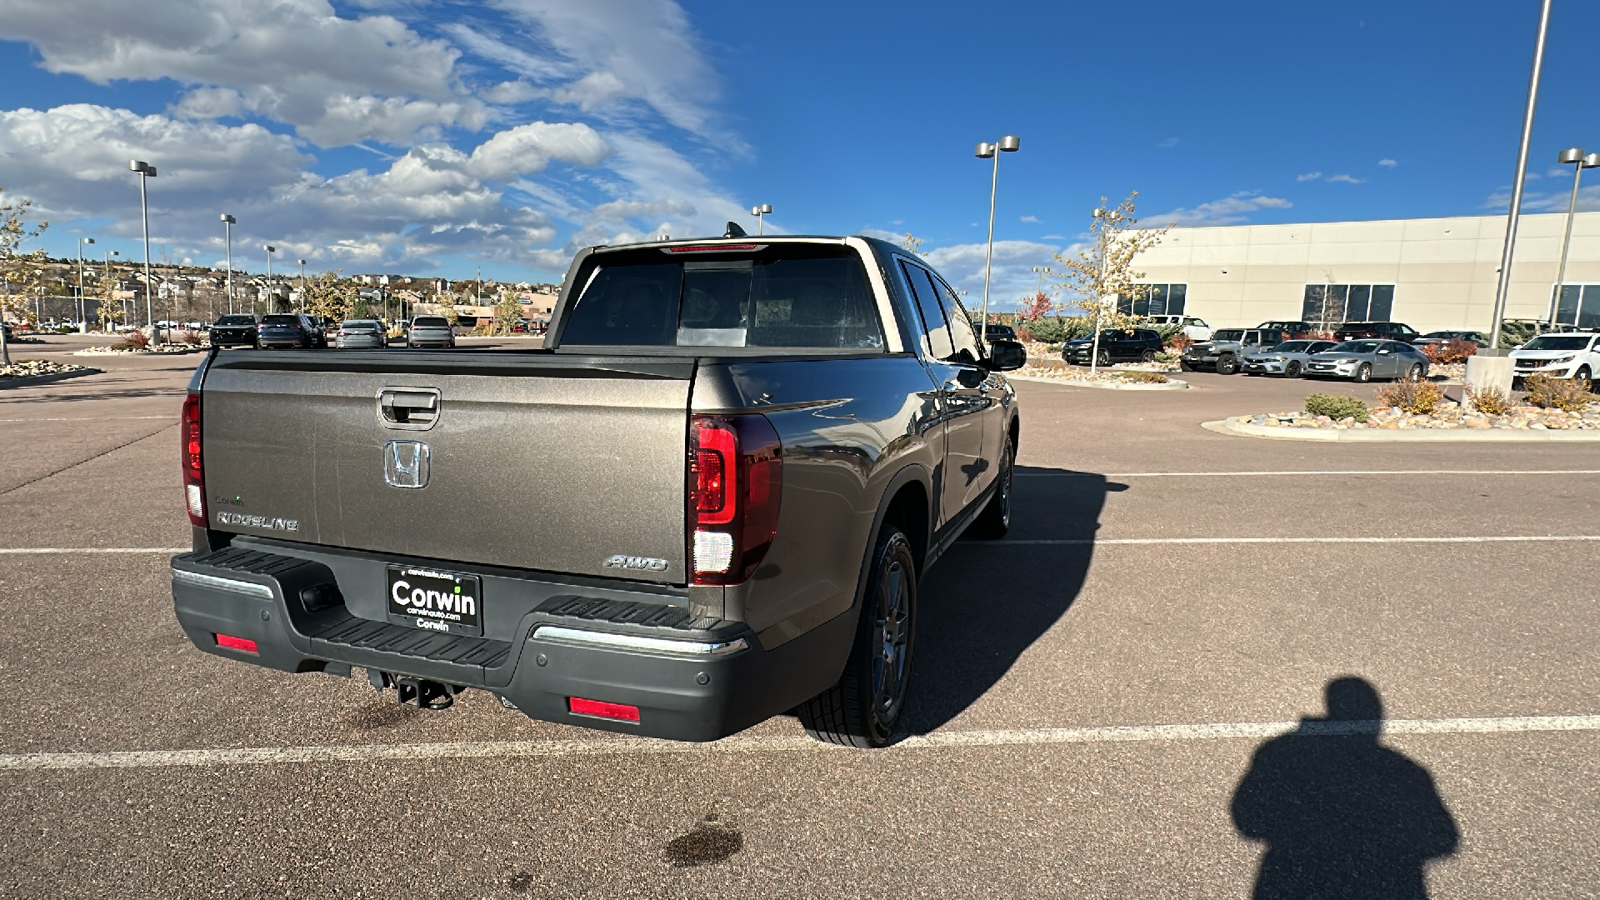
[2,335,1597,899]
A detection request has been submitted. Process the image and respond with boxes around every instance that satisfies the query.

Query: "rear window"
[412,316,449,327]
[261,315,298,325]
[341,320,379,330]
[216,315,255,325]
[559,244,884,350]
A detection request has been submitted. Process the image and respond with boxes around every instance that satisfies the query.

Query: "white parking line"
[1018,469,1600,479]
[0,548,186,555]
[993,535,1600,546]
[2,713,1595,771]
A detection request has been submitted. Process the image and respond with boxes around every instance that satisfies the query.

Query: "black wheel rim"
[1097,351,1109,366]
[871,560,911,723]
[998,440,1012,528]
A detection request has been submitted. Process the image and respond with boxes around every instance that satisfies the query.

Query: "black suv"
[1061,328,1163,365]
[210,314,261,348]
[1333,321,1420,343]
[256,313,326,349]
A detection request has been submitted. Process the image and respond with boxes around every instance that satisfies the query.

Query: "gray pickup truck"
[171,233,1024,748]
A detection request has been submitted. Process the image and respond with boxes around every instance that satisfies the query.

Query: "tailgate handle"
[379,389,440,427]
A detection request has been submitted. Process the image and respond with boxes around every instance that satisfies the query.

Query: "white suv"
[1509,332,1600,383]
[1143,314,1212,341]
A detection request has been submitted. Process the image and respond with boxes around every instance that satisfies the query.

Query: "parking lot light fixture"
[76,237,95,331]
[264,245,276,312]
[130,160,157,337]
[750,203,772,235]
[221,214,236,315]
[1489,0,1553,351]
[976,135,1021,344]
[1551,148,1600,325]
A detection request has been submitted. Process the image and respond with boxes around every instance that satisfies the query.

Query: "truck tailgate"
[200,352,694,584]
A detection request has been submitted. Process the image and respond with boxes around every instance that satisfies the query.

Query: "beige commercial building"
[1125,211,1600,334]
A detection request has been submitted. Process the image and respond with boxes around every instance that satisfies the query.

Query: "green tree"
[493,287,522,335]
[1051,191,1168,372]
[1,187,50,365]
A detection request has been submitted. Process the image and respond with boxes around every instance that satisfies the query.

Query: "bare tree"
[1051,191,1168,372]
[0,188,50,366]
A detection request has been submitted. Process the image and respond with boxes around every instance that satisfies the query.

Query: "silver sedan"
[1242,340,1338,377]
[334,319,386,349]
[1304,340,1429,383]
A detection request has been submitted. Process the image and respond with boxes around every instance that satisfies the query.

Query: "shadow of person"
[1231,677,1459,899]
[900,466,1125,735]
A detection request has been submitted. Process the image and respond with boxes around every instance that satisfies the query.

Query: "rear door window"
[561,245,884,350]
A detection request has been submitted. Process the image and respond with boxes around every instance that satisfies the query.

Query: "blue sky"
[2,0,1598,307]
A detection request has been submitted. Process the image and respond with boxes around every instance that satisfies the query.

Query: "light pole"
[297,259,307,311]
[76,237,94,331]
[221,214,236,315]
[1031,266,1052,295]
[1551,147,1600,325]
[264,245,276,313]
[750,203,772,235]
[1488,0,1553,350]
[130,160,157,340]
[975,135,1021,344]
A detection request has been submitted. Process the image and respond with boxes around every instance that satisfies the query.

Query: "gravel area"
[1237,399,1600,431]
[75,343,206,355]
[0,359,92,379]
[1017,363,1174,385]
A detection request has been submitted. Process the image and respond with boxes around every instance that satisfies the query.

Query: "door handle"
[378,388,440,428]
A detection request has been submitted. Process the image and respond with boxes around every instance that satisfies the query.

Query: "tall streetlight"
[975,135,1021,344]
[104,249,121,329]
[298,258,307,310]
[1551,147,1600,325]
[76,237,95,331]
[221,214,236,315]
[1488,0,1553,350]
[264,245,276,313]
[750,203,772,235]
[130,160,157,340]
[1030,265,1052,295]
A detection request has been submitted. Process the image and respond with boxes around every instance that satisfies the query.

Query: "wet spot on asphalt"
[664,814,743,868]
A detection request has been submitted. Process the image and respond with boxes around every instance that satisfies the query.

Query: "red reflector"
[215,633,258,654]
[568,697,641,722]
[668,244,758,253]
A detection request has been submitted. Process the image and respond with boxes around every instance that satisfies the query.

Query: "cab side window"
[931,274,982,364]
[899,261,955,360]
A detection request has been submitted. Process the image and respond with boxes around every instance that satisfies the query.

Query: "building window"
[1554,285,1600,330]
[1121,283,1187,317]
[1302,283,1394,326]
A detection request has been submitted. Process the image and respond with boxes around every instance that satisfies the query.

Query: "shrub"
[1497,321,1540,350]
[1523,373,1595,412]
[110,341,136,351]
[1015,325,1034,343]
[122,330,150,349]
[1465,383,1511,415]
[1294,329,1335,341]
[1111,370,1169,383]
[179,329,205,346]
[1375,378,1445,414]
[1422,339,1476,365]
[1150,322,1186,343]
[1304,393,1369,422]
[1154,349,1182,364]
[1025,316,1096,344]
[1044,342,1063,354]
[1166,333,1194,352]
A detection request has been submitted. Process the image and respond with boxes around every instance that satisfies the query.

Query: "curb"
[1202,417,1600,442]
[71,347,205,357]
[0,367,102,390]
[1011,373,1189,391]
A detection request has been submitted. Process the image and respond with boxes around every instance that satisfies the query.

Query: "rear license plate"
[387,565,483,637]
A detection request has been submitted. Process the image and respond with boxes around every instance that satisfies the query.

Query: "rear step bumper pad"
[170,549,848,742]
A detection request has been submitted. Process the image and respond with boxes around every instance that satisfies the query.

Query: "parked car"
[1508,332,1600,383]
[1180,328,1291,374]
[210,314,261,349]
[1414,330,1488,347]
[1332,321,1422,343]
[1061,328,1163,365]
[406,315,456,349]
[973,322,1017,342]
[1305,340,1429,383]
[256,313,325,349]
[1256,320,1320,337]
[334,318,386,349]
[170,231,1026,748]
[1241,339,1339,377]
[1144,314,1213,341]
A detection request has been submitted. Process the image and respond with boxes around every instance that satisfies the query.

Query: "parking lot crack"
[0,423,175,497]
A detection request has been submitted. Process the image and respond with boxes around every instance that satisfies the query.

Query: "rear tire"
[797,527,917,748]
[967,431,1012,540]
[1216,354,1239,375]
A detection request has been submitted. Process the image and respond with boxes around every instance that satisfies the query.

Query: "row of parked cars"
[209,314,459,350]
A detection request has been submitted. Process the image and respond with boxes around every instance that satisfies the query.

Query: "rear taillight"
[689,415,781,586]
[181,394,206,528]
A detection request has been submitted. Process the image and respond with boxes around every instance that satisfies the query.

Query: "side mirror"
[987,339,1027,372]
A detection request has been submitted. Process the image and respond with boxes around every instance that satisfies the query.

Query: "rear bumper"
[171,545,848,742]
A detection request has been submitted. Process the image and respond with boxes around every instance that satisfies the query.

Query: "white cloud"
[923,240,1066,308]
[1151,192,1293,226]
[1326,174,1366,184]
[0,0,472,146]
[466,121,610,181]
[1297,172,1323,182]
[1483,186,1600,214]
[1378,158,1398,168]
[1158,137,1180,148]
[1020,215,1041,224]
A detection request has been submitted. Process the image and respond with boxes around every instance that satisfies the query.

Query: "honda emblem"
[384,440,430,489]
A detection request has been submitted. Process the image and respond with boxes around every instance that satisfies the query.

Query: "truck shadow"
[901,465,1122,736]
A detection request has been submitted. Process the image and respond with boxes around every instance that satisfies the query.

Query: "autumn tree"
[95,270,123,330]
[1,187,50,366]
[301,271,359,323]
[900,233,924,256]
[1051,191,1168,372]
[493,286,522,335]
